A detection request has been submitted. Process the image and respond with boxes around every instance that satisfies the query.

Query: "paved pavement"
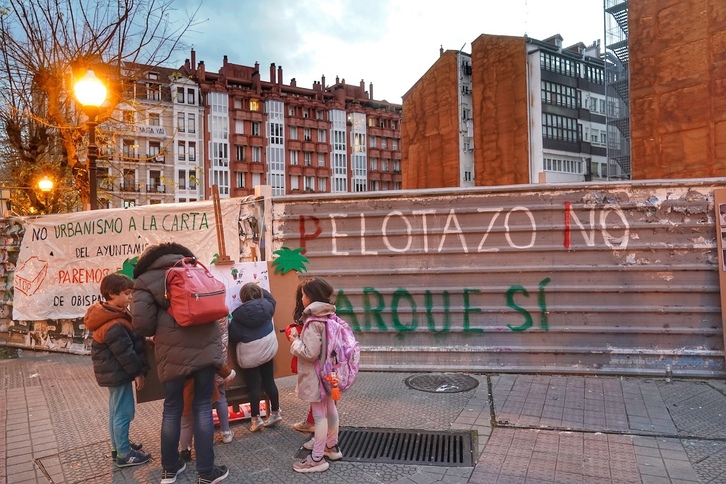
[1,350,725,484]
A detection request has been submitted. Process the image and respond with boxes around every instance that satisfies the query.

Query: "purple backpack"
[311,313,360,396]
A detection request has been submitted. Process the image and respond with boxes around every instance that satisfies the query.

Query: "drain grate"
[323,427,475,466]
[405,373,480,393]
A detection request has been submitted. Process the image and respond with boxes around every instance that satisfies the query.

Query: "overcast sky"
[169,0,606,103]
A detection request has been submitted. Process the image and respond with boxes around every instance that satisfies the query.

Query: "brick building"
[402,34,613,189]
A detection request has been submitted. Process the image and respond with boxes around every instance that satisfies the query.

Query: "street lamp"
[74,69,107,210]
[0,176,54,216]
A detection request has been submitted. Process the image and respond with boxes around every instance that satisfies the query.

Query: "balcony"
[315,167,331,177]
[287,139,302,150]
[249,162,266,173]
[120,183,139,192]
[369,148,380,158]
[250,137,265,147]
[392,151,402,160]
[147,184,166,193]
[316,143,329,153]
[302,141,315,151]
[288,165,302,175]
[148,154,165,164]
[231,133,249,145]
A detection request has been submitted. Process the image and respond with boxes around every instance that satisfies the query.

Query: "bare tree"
[0,0,200,213]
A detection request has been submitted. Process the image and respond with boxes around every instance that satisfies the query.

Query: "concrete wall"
[471,34,531,186]
[629,0,726,179]
[402,51,461,189]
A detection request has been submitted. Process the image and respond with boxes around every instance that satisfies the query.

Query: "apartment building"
[179,51,402,198]
[402,34,621,189]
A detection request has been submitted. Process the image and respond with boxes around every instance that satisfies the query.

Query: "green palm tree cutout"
[272,247,310,274]
[117,256,139,279]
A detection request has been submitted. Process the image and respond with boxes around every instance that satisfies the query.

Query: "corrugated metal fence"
[272,179,726,378]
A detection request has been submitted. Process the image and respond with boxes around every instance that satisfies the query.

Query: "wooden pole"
[212,184,233,265]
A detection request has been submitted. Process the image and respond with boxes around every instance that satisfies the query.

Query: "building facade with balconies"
[179,51,402,198]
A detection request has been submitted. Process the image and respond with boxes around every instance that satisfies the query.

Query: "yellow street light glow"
[74,70,107,107]
[38,176,53,193]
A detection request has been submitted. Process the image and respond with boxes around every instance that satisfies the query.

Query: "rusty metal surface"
[272,179,726,377]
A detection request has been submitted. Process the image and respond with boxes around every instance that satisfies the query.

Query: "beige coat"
[290,302,334,403]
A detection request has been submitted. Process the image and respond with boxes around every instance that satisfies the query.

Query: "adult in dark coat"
[132,242,228,483]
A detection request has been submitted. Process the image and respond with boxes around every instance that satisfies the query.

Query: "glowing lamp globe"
[74,70,107,107]
[38,177,53,193]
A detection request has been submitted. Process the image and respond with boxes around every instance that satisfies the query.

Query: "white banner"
[13,199,245,320]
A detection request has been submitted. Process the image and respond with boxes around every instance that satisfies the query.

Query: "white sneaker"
[250,416,264,432]
[264,412,282,427]
[302,438,342,460]
[292,454,329,473]
[293,420,315,433]
[303,437,314,450]
[221,430,233,444]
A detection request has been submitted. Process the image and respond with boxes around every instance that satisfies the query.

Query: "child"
[84,273,151,467]
[214,317,235,444]
[287,278,343,473]
[229,283,281,432]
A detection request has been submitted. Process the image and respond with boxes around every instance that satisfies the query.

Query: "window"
[302,108,310,118]
[187,114,196,133]
[290,127,298,140]
[188,142,196,161]
[304,128,311,141]
[318,129,327,142]
[178,170,187,189]
[178,141,186,161]
[252,173,261,187]
[304,152,312,166]
[541,81,578,109]
[599,99,606,114]
[601,132,607,144]
[318,177,326,192]
[543,157,582,174]
[540,52,578,78]
[288,106,296,116]
[290,175,299,190]
[236,145,246,161]
[235,120,244,134]
[148,141,161,159]
[234,98,242,109]
[250,99,260,111]
[318,153,325,167]
[269,122,283,145]
[176,87,184,103]
[370,158,378,171]
[123,110,135,123]
[368,117,376,127]
[186,89,195,105]
[382,160,389,171]
[316,110,324,120]
[290,150,298,165]
[391,120,397,130]
[189,170,197,189]
[305,176,314,189]
[147,84,160,101]
[584,65,604,84]
[237,172,246,188]
[177,113,185,132]
[252,122,261,136]
[252,146,261,162]
[381,138,388,149]
[392,139,399,150]
[589,97,597,112]
[122,139,136,159]
[542,113,579,142]
[149,113,160,126]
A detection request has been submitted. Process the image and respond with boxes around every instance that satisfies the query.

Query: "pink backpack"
[164,257,229,327]
[311,313,360,398]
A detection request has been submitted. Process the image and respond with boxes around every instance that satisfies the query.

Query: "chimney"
[184,59,190,70]
[440,45,444,57]
[322,75,326,88]
[270,63,276,84]
[223,55,228,66]
[191,49,196,69]
[336,75,340,84]
[291,77,297,87]
[369,82,374,100]
[198,60,205,79]
[278,65,283,85]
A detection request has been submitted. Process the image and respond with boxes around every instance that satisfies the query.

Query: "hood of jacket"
[84,301,133,343]
[133,242,195,279]
[303,301,336,319]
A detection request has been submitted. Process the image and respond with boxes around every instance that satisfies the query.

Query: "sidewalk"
[0,350,725,483]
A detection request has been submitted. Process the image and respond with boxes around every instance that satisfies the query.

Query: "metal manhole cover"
[404,373,479,393]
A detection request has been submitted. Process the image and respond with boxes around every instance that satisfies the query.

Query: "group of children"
[86,271,343,478]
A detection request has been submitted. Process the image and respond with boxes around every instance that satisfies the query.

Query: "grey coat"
[132,251,223,383]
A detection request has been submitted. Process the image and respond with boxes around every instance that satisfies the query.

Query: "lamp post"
[74,70,107,210]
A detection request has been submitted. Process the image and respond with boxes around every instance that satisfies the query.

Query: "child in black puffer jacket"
[85,273,150,468]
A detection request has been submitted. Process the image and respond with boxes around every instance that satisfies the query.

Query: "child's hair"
[292,277,333,323]
[239,282,262,302]
[100,273,135,301]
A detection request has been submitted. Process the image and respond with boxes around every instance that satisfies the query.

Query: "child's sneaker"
[303,437,314,450]
[115,448,151,467]
[111,442,143,460]
[161,458,186,483]
[324,444,343,461]
[293,419,315,432]
[264,411,282,427]
[292,454,329,473]
[250,416,263,432]
[180,447,192,462]
[221,430,233,443]
[197,464,229,484]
